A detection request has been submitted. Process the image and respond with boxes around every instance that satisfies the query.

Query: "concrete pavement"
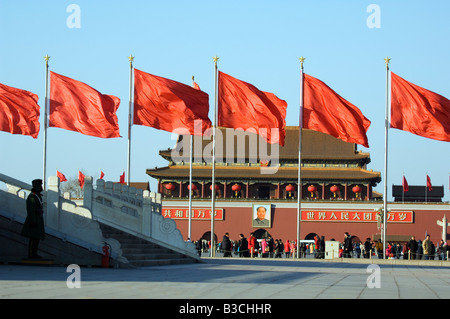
[0,257,449,302]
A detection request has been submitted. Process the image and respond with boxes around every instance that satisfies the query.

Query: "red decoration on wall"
[307,185,317,197]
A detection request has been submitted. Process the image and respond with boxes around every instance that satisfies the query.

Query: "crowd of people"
[194,232,450,261]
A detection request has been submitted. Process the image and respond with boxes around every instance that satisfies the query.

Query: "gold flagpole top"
[44,54,50,67]
[128,54,134,66]
[213,56,219,64]
[384,56,391,69]
[299,56,305,69]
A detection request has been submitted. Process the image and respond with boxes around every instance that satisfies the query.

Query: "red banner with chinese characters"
[162,207,224,220]
[301,210,413,223]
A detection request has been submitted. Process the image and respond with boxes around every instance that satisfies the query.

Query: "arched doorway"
[304,232,318,240]
[201,231,217,243]
[253,229,272,240]
[351,236,361,243]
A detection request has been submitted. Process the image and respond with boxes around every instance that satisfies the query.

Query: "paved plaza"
[0,257,449,302]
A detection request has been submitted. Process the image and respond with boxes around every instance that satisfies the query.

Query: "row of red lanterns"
[166,183,361,193]
[165,183,229,191]
[165,183,242,197]
[286,184,362,197]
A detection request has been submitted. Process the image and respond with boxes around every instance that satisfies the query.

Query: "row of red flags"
[402,175,434,192]
[57,170,125,188]
[1,67,450,147]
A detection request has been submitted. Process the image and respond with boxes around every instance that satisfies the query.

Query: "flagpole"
[127,55,134,186]
[187,76,196,241]
[297,57,305,259]
[42,54,50,191]
[211,56,219,257]
[383,57,391,259]
[188,133,193,241]
[402,173,404,203]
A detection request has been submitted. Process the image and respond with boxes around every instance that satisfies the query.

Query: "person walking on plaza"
[438,240,446,260]
[284,239,290,258]
[261,237,268,258]
[221,232,232,257]
[290,240,296,258]
[238,234,249,257]
[364,238,372,258]
[21,179,45,259]
[300,241,307,258]
[248,232,256,257]
[402,242,408,259]
[408,236,418,260]
[375,239,383,259]
[196,239,203,257]
[314,235,320,258]
[423,235,431,260]
[417,240,423,259]
[343,232,353,258]
[319,236,325,259]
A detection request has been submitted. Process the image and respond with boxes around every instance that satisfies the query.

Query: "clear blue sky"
[1,1,449,200]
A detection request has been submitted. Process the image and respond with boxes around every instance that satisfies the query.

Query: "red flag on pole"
[391,72,450,142]
[49,72,121,138]
[303,73,371,148]
[402,176,409,192]
[0,83,40,138]
[427,175,432,191]
[119,172,125,184]
[56,170,67,182]
[217,71,287,146]
[100,171,105,179]
[193,80,200,91]
[78,171,85,189]
[133,69,211,135]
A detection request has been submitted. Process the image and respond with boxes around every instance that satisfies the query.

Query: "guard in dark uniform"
[21,179,45,259]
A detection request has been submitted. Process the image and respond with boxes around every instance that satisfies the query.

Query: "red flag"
[218,71,287,146]
[133,69,211,135]
[0,83,40,138]
[427,175,432,191]
[119,172,125,184]
[49,72,121,138]
[100,171,105,179]
[56,170,67,182]
[78,171,85,189]
[402,176,409,192]
[303,73,371,148]
[391,72,450,142]
[193,81,200,90]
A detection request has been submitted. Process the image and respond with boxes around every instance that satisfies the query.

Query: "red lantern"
[330,185,339,198]
[307,185,317,197]
[352,185,361,198]
[285,184,295,197]
[165,183,175,191]
[231,184,241,197]
[188,184,197,190]
[210,184,219,191]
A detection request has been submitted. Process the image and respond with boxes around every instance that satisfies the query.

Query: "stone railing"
[83,177,197,258]
[0,173,124,262]
[0,173,198,262]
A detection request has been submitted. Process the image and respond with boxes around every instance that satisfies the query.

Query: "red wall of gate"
[168,205,449,245]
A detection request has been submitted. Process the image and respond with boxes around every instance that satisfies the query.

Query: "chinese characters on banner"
[301,210,413,223]
[161,208,413,223]
[162,208,224,220]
